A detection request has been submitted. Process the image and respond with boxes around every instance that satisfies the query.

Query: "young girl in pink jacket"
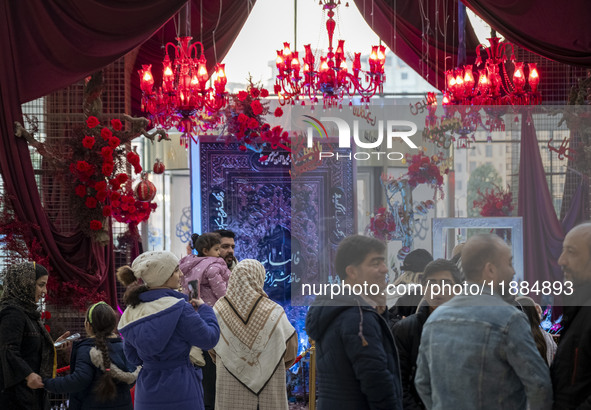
[179,232,231,307]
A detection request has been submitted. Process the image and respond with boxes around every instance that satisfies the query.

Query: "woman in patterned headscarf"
[212,259,297,410]
[0,262,69,409]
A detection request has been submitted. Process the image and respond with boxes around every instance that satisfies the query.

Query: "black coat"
[0,306,50,410]
[551,281,591,410]
[305,294,403,410]
[392,304,431,410]
[44,337,136,410]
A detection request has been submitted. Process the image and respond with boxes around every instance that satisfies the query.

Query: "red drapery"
[461,0,591,67]
[0,0,254,306]
[353,0,481,90]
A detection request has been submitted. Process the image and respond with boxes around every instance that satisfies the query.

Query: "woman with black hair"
[44,301,139,409]
[0,262,70,409]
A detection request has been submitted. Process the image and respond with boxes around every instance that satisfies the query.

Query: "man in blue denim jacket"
[415,234,552,410]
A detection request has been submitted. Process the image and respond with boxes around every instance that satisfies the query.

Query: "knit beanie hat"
[131,251,179,288]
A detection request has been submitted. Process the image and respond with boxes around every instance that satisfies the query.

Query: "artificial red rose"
[111,119,123,131]
[251,100,263,116]
[237,113,249,124]
[94,181,107,192]
[42,311,51,320]
[82,136,95,149]
[133,164,143,174]
[96,190,108,202]
[101,127,113,140]
[126,152,140,165]
[110,191,121,201]
[374,218,387,232]
[239,145,247,152]
[102,163,114,176]
[250,88,260,98]
[108,137,121,148]
[85,197,98,209]
[237,91,249,101]
[101,146,114,160]
[89,220,102,231]
[116,173,128,185]
[86,116,100,128]
[111,200,121,208]
[274,84,281,94]
[260,88,269,98]
[247,118,259,129]
[102,205,112,217]
[274,107,283,117]
[75,185,87,198]
[76,161,92,173]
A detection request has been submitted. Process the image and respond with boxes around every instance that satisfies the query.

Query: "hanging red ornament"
[135,173,157,202]
[153,158,165,174]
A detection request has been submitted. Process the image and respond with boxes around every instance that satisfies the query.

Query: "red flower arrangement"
[225,79,290,154]
[404,151,448,198]
[367,207,397,241]
[473,185,514,217]
[67,116,155,243]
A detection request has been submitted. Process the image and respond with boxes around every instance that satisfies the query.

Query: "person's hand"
[26,372,44,389]
[186,243,193,255]
[190,298,205,309]
[54,331,71,350]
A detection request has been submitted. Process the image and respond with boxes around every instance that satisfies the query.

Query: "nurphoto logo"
[299,114,419,161]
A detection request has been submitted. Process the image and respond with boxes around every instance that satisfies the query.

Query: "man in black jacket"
[552,223,591,409]
[305,235,403,410]
[392,258,461,410]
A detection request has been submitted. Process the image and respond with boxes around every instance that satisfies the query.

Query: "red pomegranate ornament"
[153,158,165,174]
[135,173,156,202]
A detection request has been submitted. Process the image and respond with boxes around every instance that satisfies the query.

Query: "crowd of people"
[1,223,590,409]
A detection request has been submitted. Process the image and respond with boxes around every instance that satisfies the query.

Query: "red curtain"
[353,0,481,90]
[461,0,591,67]
[0,0,254,305]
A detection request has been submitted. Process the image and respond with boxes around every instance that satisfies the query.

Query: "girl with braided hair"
[44,301,139,409]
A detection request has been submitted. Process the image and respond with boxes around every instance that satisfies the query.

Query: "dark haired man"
[551,223,591,409]
[392,259,461,410]
[415,234,552,410]
[214,229,237,271]
[305,235,403,410]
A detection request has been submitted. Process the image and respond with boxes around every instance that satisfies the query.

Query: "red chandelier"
[443,37,540,107]
[274,1,386,109]
[139,7,228,148]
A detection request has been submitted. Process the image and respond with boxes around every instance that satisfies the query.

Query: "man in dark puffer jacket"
[306,235,403,410]
[392,259,461,410]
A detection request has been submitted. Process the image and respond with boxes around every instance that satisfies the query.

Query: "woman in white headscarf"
[212,259,297,410]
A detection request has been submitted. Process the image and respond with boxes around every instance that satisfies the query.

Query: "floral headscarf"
[0,262,56,379]
[0,262,40,317]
